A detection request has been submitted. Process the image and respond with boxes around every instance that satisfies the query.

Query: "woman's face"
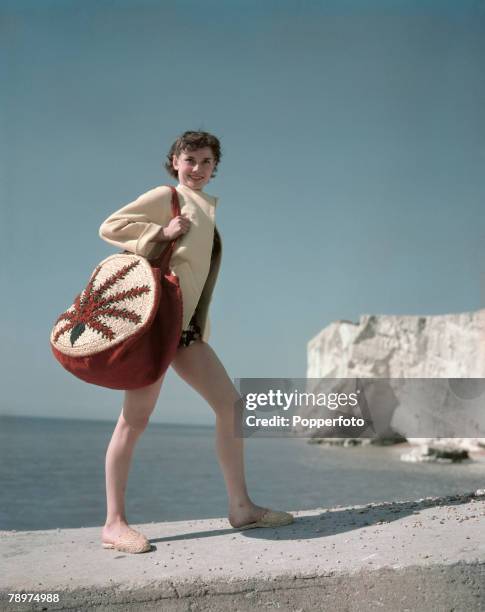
[172,147,216,191]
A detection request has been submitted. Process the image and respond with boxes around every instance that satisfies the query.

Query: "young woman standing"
[98,131,293,554]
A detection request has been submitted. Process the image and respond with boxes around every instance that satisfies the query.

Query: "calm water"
[1,415,484,531]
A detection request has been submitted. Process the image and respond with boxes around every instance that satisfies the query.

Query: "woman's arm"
[99,186,174,257]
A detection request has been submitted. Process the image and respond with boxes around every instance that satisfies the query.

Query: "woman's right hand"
[161,215,191,241]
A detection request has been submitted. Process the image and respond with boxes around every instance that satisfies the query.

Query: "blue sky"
[1,0,484,425]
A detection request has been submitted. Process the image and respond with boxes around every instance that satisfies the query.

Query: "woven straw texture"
[50,254,157,357]
[237,509,294,530]
[102,527,151,553]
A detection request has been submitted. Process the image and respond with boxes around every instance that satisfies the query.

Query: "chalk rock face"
[307,310,485,379]
[400,444,470,463]
[402,438,485,463]
[304,310,485,444]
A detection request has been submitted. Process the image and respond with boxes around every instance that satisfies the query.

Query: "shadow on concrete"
[148,490,482,549]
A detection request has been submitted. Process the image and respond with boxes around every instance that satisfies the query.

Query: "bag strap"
[151,185,181,269]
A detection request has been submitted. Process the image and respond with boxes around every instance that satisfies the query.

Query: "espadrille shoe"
[102,527,151,553]
[236,509,294,530]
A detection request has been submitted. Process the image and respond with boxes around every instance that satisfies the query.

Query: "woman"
[99,130,293,554]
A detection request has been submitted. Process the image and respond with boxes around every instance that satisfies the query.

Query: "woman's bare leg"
[171,340,268,527]
[101,373,165,544]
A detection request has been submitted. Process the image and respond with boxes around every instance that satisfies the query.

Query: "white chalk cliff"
[308,310,485,379]
[304,309,485,447]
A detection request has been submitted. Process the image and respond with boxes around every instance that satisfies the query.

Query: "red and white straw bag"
[50,186,183,390]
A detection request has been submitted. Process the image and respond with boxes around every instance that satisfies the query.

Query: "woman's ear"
[172,154,179,170]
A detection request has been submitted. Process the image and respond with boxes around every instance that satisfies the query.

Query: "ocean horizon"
[1,414,484,532]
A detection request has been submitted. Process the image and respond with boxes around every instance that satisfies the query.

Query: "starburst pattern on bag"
[53,260,151,346]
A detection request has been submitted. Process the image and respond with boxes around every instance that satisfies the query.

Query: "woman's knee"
[119,410,151,433]
[121,396,156,431]
[120,374,165,432]
[212,393,244,420]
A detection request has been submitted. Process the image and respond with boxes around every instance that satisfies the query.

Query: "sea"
[1,415,484,532]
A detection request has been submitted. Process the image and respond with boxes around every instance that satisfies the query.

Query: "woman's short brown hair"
[164,130,222,179]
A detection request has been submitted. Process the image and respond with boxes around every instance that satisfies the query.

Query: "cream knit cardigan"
[98,183,222,342]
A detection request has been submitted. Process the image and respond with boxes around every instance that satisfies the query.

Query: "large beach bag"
[50,186,183,390]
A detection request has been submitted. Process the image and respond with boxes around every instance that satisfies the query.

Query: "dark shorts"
[178,315,202,348]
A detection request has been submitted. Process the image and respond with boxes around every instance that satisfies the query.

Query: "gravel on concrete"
[1,490,484,611]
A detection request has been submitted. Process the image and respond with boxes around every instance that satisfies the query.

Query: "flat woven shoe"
[237,509,294,530]
[102,527,151,553]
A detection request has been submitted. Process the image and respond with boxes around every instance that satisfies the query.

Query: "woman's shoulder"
[130,184,176,214]
[138,184,174,201]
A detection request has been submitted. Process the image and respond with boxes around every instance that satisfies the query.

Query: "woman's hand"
[160,215,191,241]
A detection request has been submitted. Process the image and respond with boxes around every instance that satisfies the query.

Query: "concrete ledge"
[2,491,484,611]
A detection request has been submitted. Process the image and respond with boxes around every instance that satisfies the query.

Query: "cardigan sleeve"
[98,186,174,258]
